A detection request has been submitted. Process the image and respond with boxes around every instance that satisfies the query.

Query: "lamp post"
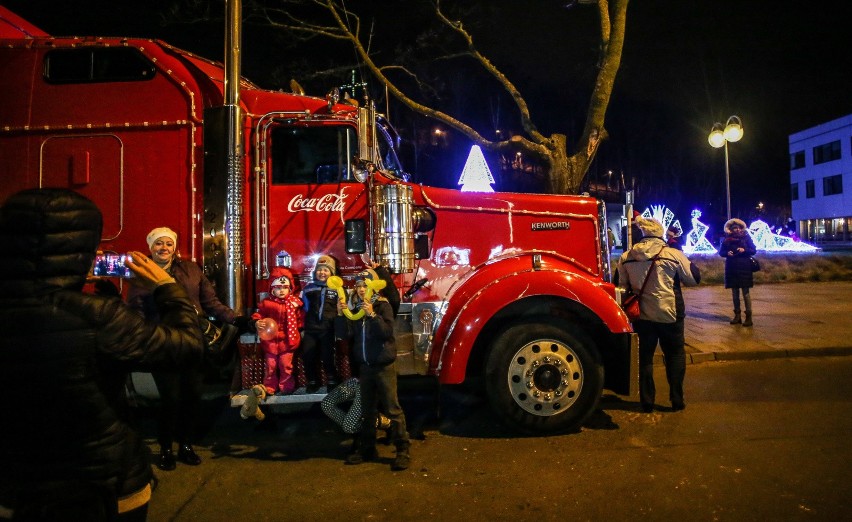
[708,115,744,220]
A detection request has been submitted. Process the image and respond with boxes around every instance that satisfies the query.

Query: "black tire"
[485,321,603,434]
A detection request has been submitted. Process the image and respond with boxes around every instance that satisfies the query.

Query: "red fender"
[431,256,631,384]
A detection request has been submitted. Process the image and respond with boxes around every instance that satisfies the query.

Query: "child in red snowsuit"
[252,267,303,395]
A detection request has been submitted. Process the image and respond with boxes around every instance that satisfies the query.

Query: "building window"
[812,140,841,164]
[791,183,799,200]
[823,174,843,196]
[805,180,815,198]
[789,150,805,170]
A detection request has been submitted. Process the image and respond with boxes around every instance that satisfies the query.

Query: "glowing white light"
[640,205,820,255]
[641,204,682,236]
[683,210,718,255]
[747,219,819,252]
[434,246,471,266]
[458,145,495,192]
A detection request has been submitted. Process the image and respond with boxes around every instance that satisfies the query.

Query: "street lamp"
[708,115,744,220]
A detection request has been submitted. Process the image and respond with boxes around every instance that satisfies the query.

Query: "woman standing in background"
[719,218,758,327]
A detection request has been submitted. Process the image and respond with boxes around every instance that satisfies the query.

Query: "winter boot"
[177,444,201,466]
[391,441,411,471]
[157,446,176,471]
[730,310,742,324]
[743,311,753,327]
[345,445,378,465]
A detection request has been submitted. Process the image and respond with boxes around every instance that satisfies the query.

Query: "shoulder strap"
[636,252,662,296]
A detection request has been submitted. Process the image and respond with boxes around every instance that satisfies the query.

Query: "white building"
[789,114,852,242]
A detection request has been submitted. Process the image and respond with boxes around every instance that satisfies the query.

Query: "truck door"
[40,135,123,240]
[264,123,370,282]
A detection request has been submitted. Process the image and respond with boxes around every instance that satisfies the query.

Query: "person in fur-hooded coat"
[719,218,757,326]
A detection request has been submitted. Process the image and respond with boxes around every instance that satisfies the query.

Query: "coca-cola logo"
[287,187,349,212]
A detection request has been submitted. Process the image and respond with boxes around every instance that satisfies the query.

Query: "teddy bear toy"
[239,384,267,421]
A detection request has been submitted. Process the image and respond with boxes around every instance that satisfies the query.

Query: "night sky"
[4,0,851,228]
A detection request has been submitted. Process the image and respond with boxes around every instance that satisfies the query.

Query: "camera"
[92,253,134,278]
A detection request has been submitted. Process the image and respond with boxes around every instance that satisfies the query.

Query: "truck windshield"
[376,117,409,181]
[270,126,357,184]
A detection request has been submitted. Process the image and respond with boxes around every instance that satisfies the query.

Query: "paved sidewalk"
[678,281,852,364]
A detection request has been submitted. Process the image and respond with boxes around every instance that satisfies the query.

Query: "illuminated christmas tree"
[683,210,718,255]
[458,145,495,192]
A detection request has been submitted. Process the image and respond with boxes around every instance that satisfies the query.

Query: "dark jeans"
[152,367,202,448]
[633,318,686,409]
[301,328,337,383]
[357,362,409,449]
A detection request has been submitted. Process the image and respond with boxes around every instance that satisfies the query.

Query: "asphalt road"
[143,357,852,521]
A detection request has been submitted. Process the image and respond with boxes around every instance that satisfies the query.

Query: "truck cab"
[0,5,637,434]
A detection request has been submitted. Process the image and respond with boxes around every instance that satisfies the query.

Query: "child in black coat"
[337,268,410,471]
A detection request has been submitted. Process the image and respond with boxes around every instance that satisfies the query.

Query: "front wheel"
[485,321,603,434]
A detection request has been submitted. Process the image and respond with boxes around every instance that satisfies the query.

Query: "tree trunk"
[543,134,587,195]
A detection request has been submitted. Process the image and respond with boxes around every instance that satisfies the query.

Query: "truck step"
[229,386,328,407]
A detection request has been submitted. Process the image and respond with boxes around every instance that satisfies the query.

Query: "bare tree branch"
[433,0,545,144]
[253,0,630,194]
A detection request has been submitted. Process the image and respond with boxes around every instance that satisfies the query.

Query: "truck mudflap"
[596,329,639,400]
[626,332,639,399]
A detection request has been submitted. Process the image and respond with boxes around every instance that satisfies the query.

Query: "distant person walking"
[617,217,700,413]
[719,218,758,326]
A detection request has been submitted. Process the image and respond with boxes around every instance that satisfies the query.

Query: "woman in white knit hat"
[128,227,236,471]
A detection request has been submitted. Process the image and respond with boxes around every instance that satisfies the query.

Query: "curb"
[654,346,852,365]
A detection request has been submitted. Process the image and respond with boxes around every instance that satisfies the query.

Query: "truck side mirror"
[345,219,366,253]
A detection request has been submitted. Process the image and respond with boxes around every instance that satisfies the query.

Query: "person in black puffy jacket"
[719,218,758,326]
[0,189,204,521]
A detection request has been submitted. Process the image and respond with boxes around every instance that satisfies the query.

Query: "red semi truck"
[0,5,636,433]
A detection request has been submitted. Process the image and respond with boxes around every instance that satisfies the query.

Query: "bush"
[685,252,852,285]
[612,251,852,285]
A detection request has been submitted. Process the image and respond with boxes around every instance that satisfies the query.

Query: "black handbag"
[198,315,239,363]
[751,257,761,272]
